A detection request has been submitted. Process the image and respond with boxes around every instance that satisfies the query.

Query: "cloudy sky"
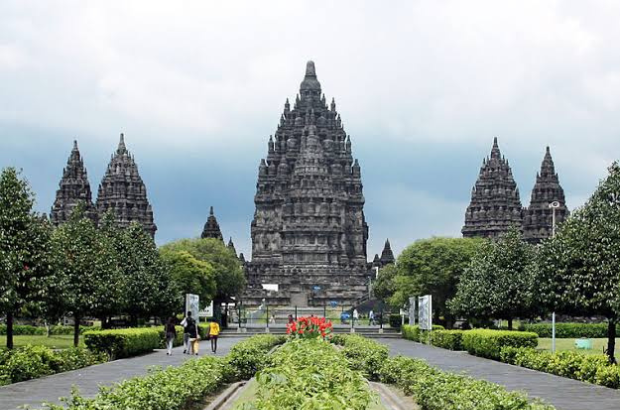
[1,1,620,258]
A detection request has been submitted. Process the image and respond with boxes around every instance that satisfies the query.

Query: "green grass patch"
[538,337,620,357]
[0,335,81,349]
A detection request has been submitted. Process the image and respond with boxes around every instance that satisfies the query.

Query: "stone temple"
[462,138,568,242]
[244,61,369,307]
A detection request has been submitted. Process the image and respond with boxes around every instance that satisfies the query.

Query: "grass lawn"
[538,337,620,357]
[0,335,83,349]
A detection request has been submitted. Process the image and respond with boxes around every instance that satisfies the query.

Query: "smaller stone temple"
[51,141,98,225]
[370,239,395,276]
[523,147,569,243]
[201,206,224,241]
[96,134,157,237]
[462,138,523,238]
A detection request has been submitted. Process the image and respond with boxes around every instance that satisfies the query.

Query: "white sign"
[418,295,432,330]
[199,301,213,318]
[408,296,416,326]
[185,294,200,321]
[262,283,279,292]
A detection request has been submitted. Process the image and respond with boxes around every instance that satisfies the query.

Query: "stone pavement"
[0,337,244,410]
[378,338,620,410]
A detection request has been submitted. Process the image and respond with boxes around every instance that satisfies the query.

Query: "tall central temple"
[244,61,369,307]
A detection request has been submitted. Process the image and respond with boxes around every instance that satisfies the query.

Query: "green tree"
[51,205,116,346]
[159,249,216,311]
[159,238,246,325]
[450,227,536,330]
[537,162,620,363]
[381,237,482,327]
[0,168,53,349]
[372,263,398,304]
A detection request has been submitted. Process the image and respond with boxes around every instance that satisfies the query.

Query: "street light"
[549,201,561,353]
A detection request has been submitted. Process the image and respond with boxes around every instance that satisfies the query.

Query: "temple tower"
[379,239,395,266]
[523,147,569,243]
[245,61,369,307]
[51,141,97,225]
[462,138,523,238]
[201,206,224,241]
[96,134,157,237]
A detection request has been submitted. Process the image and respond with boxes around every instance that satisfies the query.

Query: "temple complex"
[244,61,369,307]
[51,141,98,225]
[96,134,157,237]
[201,206,224,241]
[523,147,569,243]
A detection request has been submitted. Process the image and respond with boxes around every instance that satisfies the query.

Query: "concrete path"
[378,338,620,410]
[0,338,245,410]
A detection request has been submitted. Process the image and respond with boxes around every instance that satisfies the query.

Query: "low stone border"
[203,381,247,410]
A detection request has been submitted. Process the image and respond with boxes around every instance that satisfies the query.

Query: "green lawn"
[538,337,620,357]
[0,335,82,349]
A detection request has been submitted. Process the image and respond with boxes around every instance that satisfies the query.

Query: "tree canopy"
[159,248,216,310]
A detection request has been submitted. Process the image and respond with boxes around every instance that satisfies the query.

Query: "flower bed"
[286,316,333,339]
[461,329,538,360]
[500,346,620,388]
[0,345,107,386]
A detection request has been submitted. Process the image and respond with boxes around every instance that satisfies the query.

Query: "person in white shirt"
[353,308,359,326]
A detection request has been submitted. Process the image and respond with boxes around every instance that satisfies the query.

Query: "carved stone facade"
[51,141,98,225]
[96,134,157,237]
[523,147,569,243]
[245,61,369,307]
[463,139,567,242]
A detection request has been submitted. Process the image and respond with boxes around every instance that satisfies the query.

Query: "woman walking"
[209,319,220,353]
[165,317,177,355]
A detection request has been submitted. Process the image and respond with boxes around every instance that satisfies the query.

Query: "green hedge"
[378,355,554,410]
[500,346,620,389]
[462,330,538,360]
[84,328,161,359]
[402,324,445,343]
[0,324,99,336]
[521,323,614,338]
[338,334,389,381]
[430,330,464,351]
[389,314,408,330]
[224,334,286,381]
[0,345,107,386]
[43,335,284,410]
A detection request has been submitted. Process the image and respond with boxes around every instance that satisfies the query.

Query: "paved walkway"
[378,338,620,410]
[0,338,244,410]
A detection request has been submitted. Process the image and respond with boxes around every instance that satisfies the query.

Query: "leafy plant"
[461,329,538,360]
[84,328,161,359]
[402,324,445,343]
[337,334,389,381]
[224,334,285,381]
[430,330,464,350]
[286,316,333,340]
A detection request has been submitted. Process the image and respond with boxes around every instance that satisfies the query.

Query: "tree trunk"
[73,315,80,347]
[507,317,513,331]
[607,319,617,365]
[6,311,14,349]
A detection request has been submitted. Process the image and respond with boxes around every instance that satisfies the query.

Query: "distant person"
[180,313,191,354]
[184,311,199,355]
[288,314,294,324]
[209,319,220,353]
[368,310,375,326]
[270,314,276,324]
[164,317,177,355]
[353,308,359,326]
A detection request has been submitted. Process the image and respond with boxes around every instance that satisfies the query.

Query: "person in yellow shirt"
[209,320,220,353]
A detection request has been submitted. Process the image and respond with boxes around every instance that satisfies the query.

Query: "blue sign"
[330,301,338,307]
[313,286,321,291]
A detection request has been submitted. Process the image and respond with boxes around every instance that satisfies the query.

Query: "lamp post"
[549,201,560,353]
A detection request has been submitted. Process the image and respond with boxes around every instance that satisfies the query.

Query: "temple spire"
[117,133,127,155]
[300,60,321,93]
[201,206,223,241]
[380,239,395,266]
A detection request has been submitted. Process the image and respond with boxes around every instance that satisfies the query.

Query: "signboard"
[408,296,416,326]
[185,294,200,321]
[262,284,279,292]
[418,295,432,330]
[199,300,213,318]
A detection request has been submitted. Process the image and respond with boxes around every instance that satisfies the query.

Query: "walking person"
[353,308,359,326]
[368,309,375,326]
[209,319,220,354]
[164,317,177,355]
[180,312,191,354]
[184,311,200,355]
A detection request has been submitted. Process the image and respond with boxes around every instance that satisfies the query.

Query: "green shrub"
[84,328,161,359]
[338,334,389,381]
[500,346,620,388]
[389,314,407,330]
[157,326,184,349]
[378,355,554,410]
[402,324,445,343]
[430,330,464,350]
[0,324,46,335]
[0,345,106,386]
[462,329,537,360]
[521,322,614,338]
[224,334,285,381]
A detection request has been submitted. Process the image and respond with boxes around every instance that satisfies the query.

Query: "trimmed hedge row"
[500,347,620,389]
[42,335,285,410]
[378,355,554,410]
[462,330,538,360]
[84,328,161,359]
[0,346,107,386]
[430,330,464,351]
[520,323,614,339]
[337,334,389,381]
[225,334,286,381]
[402,324,445,343]
[0,325,99,336]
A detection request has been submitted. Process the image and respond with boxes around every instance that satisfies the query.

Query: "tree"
[450,227,537,330]
[51,205,116,346]
[0,168,53,349]
[117,222,175,326]
[379,237,482,327]
[537,162,620,363]
[159,249,216,311]
[159,238,246,325]
[372,263,398,304]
